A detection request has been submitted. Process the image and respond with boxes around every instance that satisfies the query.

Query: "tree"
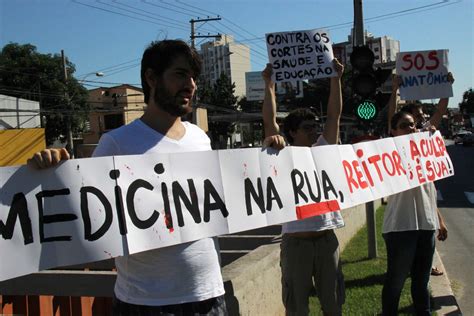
[238,96,261,113]
[0,43,89,145]
[459,88,474,114]
[198,73,238,148]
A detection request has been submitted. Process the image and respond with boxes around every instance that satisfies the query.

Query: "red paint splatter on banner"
[295,200,341,220]
[165,213,174,233]
[272,165,278,176]
[124,164,134,175]
[243,163,248,177]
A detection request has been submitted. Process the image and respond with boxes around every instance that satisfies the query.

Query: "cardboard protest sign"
[266,29,335,82]
[396,50,452,100]
[0,132,453,282]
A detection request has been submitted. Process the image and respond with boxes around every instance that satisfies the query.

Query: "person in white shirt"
[384,73,452,314]
[29,39,229,316]
[382,110,448,315]
[261,60,345,316]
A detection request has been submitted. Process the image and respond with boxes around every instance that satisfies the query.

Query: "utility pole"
[61,50,74,158]
[353,0,365,46]
[189,17,221,129]
[354,0,377,259]
[190,17,222,49]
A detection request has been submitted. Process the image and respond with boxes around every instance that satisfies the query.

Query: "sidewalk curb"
[430,250,462,315]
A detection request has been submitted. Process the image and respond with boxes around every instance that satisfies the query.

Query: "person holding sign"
[386,72,453,276]
[395,50,453,101]
[28,40,228,315]
[387,72,454,132]
[262,59,345,316]
[382,110,448,315]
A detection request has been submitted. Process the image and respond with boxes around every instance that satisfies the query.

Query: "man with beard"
[28,40,237,315]
[93,40,228,315]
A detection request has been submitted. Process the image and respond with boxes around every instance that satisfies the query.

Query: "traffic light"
[350,45,376,99]
[350,46,392,122]
[356,100,377,121]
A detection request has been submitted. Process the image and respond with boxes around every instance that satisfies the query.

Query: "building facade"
[333,30,400,67]
[200,34,251,98]
[82,84,145,145]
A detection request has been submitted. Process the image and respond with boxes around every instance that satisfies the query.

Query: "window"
[103,114,124,130]
[374,47,379,52]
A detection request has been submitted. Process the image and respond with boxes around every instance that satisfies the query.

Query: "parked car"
[454,130,472,144]
[462,133,474,146]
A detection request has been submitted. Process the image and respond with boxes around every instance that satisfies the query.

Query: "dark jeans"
[113,295,227,316]
[382,230,435,316]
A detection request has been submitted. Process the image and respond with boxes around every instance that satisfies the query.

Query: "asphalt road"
[435,140,474,314]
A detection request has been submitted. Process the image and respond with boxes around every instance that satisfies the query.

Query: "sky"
[1,0,472,107]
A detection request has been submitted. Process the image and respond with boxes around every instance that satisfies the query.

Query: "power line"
[175,0,220,17]
[83,79,141,85]
[159,0,212,19]
[77,58,140,77]
[72,0,189,31]
[101,62,141,77]
[141,0,202,18]
[207,0,461,45]
[99,0,195,31]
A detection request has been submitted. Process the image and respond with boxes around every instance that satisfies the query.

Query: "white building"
[333,30,400,67]
[0,94,41,129]
[200,34,251,98]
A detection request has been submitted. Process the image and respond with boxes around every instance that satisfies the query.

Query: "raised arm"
[429,72,455,128]
[262,63,279,137]
[261,64,285,149]
[387,74,400,133]
[322,59,344,144]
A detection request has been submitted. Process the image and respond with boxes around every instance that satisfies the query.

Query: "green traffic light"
[357,101,377,120]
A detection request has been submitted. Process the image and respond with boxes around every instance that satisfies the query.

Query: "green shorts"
[280,230,345,315]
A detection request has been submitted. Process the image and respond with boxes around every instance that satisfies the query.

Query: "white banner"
[0,132,453,281]
[266,29,335,83]
[396,49,452,100]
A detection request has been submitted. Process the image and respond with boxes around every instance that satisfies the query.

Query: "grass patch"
[309,205,414,315]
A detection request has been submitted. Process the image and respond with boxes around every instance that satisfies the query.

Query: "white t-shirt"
[282,136,345,234]
[383,182,439,233]
[93,119,224,306]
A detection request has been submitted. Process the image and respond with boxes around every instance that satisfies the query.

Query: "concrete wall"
[0,200,381,315]
[222,200,381,315]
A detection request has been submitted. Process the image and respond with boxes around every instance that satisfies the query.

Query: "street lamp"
[79,71,104,85]
[66,71,105,158]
